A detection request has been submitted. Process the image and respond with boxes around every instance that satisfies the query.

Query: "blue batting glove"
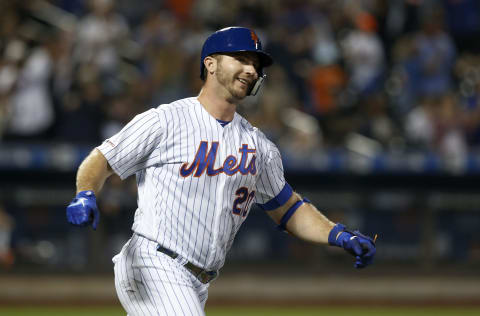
[328,223,376,269]
[66,190,100,230]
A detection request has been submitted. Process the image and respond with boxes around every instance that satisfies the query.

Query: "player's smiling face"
[215,52,260,100]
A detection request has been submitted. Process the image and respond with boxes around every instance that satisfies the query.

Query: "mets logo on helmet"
[250,30,259,49]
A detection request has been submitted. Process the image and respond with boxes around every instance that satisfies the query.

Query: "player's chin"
[232,91,248,101]
[232,85,249,99]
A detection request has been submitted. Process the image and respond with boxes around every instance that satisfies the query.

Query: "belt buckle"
[198,270,217,284]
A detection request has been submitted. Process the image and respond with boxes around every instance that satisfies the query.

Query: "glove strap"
[77,190,96,199]
[328,223,347,246]
[277,198,310,232]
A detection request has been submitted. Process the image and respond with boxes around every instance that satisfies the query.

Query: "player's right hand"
[66,190,100,230]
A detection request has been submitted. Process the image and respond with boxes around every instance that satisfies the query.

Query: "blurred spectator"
[4,32,57,140]
[443,0,480,54]
[55,71,104,143]
[100,90,138,139]
[435,92,468,170]
[0,203,14,269]
[405,95,437,151]
[0,39,25,138]
[165,0,195,22]
[357,92,398,150]
[454,54,480,149]
[248,64,322,155]
[267,2,317,107]
[74,0,130,74]
[247,66,292,142]
[309,64,346,116]
[405,92,468,166]
[388,35,421,115]
[414,8,456,98]
[340,10,385,97]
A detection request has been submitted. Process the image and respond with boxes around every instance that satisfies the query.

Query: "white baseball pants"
[113,234,209,315]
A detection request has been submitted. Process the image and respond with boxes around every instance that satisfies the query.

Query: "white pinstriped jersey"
[98,97,292,271]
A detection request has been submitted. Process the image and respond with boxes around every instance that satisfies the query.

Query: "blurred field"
[1,306,480,316]
[1,273,479,316]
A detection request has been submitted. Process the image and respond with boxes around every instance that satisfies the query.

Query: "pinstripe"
[185,288,204,315]
[157,254,187,315]
[171,107,184,253]
[192,279,207,313]
[168,252,205,316]
[132,236,153,316]
[114,246,133,315]
[219,123,246,265]
[100,96,292,314]
[183,100,201,261]
[199,102,218,268]
[140,244,162,315]
[109,115,159,166]
[151,254,175,315]
[183,102,200,262]
[152,165,163,228]
[152,113,169,241]
[162,109,174,251]
[133,237,155,316]
[102,111,157,156]
[190,271,208,313]
[192,100,211,262]
[179,102,194,259]
[122,236,144,315]
[164,166,177,252]
[116,132,161,178]
[171,279,194,316]
[121,237,138,315]
[123,152,160,177]
[189,100,209,264]
[159,109,170,164]
[208,102,227,266]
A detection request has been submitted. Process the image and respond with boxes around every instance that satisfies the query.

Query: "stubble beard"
[216,64,248,101]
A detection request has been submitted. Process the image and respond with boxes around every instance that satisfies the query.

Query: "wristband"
[328,223,347,246]
[277,198,310,231]
[77,190,95,199]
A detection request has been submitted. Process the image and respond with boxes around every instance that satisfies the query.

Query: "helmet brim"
[207,49,273,68]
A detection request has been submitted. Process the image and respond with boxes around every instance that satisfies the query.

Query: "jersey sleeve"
[254,139,293,211]
[97,108,164,179]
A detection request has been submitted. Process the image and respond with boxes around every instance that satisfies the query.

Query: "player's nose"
[244,64,258,79]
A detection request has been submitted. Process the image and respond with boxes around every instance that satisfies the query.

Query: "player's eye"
[236,56,259,69]
[236,56,248,63]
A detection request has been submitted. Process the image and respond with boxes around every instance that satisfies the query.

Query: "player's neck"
[197,87,237,122]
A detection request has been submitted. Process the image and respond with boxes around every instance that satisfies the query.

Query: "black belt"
[156,245,217,284]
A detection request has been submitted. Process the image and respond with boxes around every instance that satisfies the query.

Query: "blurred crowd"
[1,0,480,159]
[2,0,480,271]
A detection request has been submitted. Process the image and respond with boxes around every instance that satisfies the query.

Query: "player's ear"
[204,56,218,77]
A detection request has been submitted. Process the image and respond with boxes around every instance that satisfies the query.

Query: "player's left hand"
[328,223,376,269]
[66,190,100,230]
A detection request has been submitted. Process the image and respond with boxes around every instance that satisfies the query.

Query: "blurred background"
[1,0,480,310]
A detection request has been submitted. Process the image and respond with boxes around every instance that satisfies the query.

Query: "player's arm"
[76,148,114,194]
[266,193,376,268]
[266,193,334,244]
[66,149,113,230]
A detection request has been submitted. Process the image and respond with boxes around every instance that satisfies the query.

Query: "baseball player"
[66,27,376,315]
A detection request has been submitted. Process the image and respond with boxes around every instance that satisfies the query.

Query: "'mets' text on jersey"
[97,97,289,271]
[180,142,256,177]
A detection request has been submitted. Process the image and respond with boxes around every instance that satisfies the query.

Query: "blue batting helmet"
[200,27,273,80]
